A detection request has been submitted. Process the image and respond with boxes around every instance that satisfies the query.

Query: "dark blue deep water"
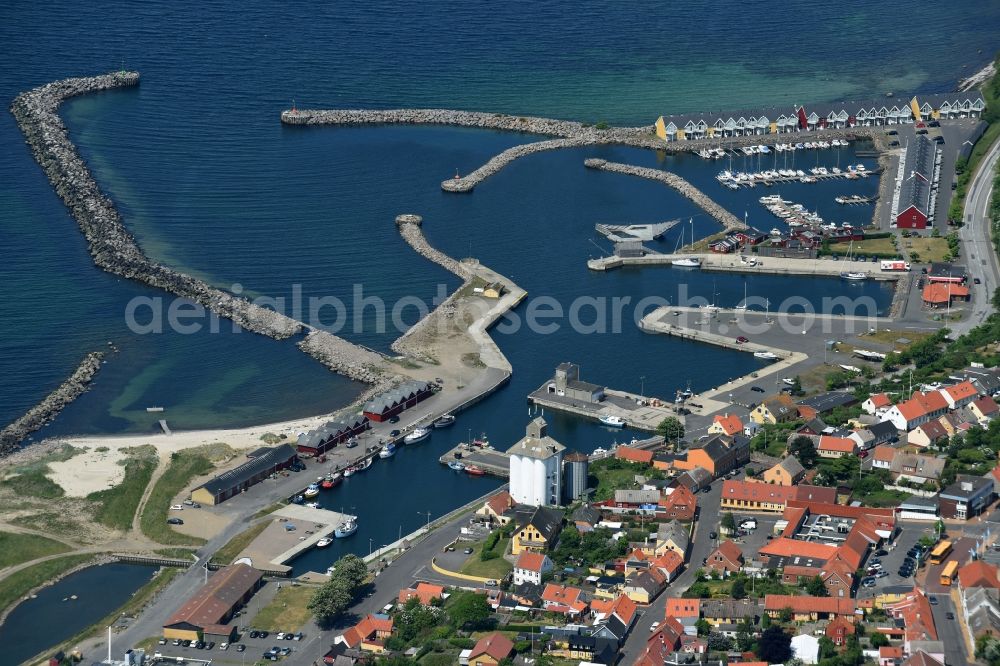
[1,0,998,570]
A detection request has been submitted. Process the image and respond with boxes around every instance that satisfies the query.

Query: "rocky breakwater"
[10,72,300,340]
[394,214,474,280]
[279,108,656,192]
[0,351,104,456]
[585,159,743,231]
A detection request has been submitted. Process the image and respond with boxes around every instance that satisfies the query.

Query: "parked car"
[388,416,400,423]
[649,621,661,632]
[876,570,889,578]
[463,547,473,554]
[485,579,499,587]
[219,643,229,651]
[916,128,928,134]
[390,429,401,438]
[170,505,183,510]
[158,638,167,645]
[293,632,304,641]
[276,633,286,640]
[751,386,765,393]
[249,630,260,639]
[167,517,184,525]
[929,596,938,605]
[736,336,749,343]
[236,644,246,652]
[975,277,982,284]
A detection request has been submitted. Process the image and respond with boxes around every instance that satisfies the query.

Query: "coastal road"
[952,134,1000,337]
[618,477,724,663]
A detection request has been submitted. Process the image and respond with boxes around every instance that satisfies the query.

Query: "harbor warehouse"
[162,564,262,642]
[191,444,298,506]
[363,380,434,422]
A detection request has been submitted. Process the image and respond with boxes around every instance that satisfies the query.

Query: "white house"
[862,393,893,416]
[938,381,979,410]
[508,417,565,507]
[791,633,820,665]
[512,551,553,586]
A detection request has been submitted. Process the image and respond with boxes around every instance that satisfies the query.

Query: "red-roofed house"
[886,587,938,650]
[817,435,859,458]
[958,560,1000,591]
[513,552,552,586]
[635,617,686,666]
[469,632,514,666]
[709,413,744,437]
[879,645,904,666]
[624,566,667,604]
[397,582,444,606]
[884,391,948,431]
[760,538,837,562]
[826,616,856,646]
[922,282,970,308]
[478,490,515,523]
[542,583,588,616]
[720,480,836,512]
[665,598,701,620]
[939,381,979,409]
[650,549,685,582]
[617,445,655,465]
[658,485,697,521]
[871,445,898,470]
[970,396,1000,425]
[764,595,856,622]
[337,614,394,653]
[863,393,893,416]
[705,540,744,576]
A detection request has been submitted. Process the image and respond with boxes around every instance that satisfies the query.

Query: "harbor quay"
[233,505,356,575]
[587,252,904,279]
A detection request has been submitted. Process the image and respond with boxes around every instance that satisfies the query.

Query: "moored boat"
[448,461,466,471]
[599,414,626,428]
[671,257,701,268]
[840,271,868,281]
[753,351,778,360]
[379,442,397,458]
[358,457,373,471]
[343,467,355,478]
[403,427,431,445]
[304,484,320,499]
[465,465,485,476]
[335,519,358,538]
[316,537,333,548]
[433,414,456,429]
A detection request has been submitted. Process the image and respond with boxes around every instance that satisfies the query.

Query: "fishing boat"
[291,494,305,504]
[592,447,608,457]
[599,415,626,428]
[316,537,333,548]
[471,433,491,448]
[304,484,320,499]
[433,414,456,428]
[753,351,779,360]
[321,473,342,489]
[448,461,466,471]
[306,502,320,509]
[358,457,373,471]
[343,466,355,478]
[465,465,486,476]
[379,442,397,458]
[335,518,358,538]
[403,427,431,445]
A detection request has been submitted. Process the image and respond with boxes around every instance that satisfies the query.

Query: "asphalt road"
[952,133,1000,337]
[931,592,967,666]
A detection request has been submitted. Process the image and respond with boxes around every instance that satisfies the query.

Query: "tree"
[308,578,354,625]
[806,575,829,597]
[330,553,368,588]
[695,618,711,636]
[761,613,772,629]
[778,606,794,623]
[870,632,889,648]
[757,626,792,663]
[818,635,837,660]
[736,618,755,651]
[447,591,491,630]
[789,435,817,467]
[657,416,685,442]
[731,578,746,599]
[721,512,737,534]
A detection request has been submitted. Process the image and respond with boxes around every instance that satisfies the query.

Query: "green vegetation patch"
[251,584,316,632]
[588,457,662,502]
[210,520,270,565]
[460,538,513,579]
[88,456,157,531]
[139,450,215,546]
[0,531,71,568]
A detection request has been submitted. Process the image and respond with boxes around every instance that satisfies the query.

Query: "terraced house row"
[653,92,986,141]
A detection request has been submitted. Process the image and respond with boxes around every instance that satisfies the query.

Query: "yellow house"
[750,394,798,424]
[762,456,805,486]
[654,116,667,141]
[511,506,563,556]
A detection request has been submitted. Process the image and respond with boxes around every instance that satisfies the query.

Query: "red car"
[736,336,749,343]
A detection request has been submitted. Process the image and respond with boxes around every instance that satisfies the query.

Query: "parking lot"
[154,629,309,663]
[856,520,934,599]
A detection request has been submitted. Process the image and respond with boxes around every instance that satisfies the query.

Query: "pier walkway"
[527,382,679,432]
[587,252,901,280]
[234,504,355,574]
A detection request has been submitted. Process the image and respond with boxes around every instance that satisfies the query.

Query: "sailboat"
[672,218,701,267]
[735,280,749,310]
[839,240,868,281]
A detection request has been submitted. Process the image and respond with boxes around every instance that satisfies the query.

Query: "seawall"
[584,158,744,230]
[0,351,105,456]
[11,72,389,389]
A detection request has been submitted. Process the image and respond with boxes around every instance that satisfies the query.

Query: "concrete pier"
[587,252,902,280]
[0,351,104,456]
[438,444,511,478]
[234,504,356,573]
[584,159,744,231]
[527,383,680,432]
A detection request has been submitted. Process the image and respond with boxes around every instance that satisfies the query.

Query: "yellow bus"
[940,560,959,586]
[929,540,953,565]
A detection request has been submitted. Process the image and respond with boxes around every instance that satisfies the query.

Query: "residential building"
[798,391,858,415]
[672,434,750,477]
[513,552,552,586]
[191,445,298,506]
[883,391,949,431]
[871,445,898,470]
[762,455,805,486]
[889,452,945,486]
[886,588,938,653]
[939,475,994,520]
[571,504,602,533]
[907,420,948,448]
[511,505,563,555]
[162,564,263,643]
[623,567,667,604]
[826,616,856,646]
[477,490,515,523]
[817,435,858,458]
[704,540,744,576]
[709,413,744,437]
[672,466,713,493]
[541,583,588,617]
[655,520,690,558]
[764,595,855,622]
[508,417,565,507]
[863,393,893,416]
[699,599,760,626]
[336,614,394,654]
[922,283,970,308]
[720,480,836,512]
[751,394,798,424]
[939,381,980,410]
[468,632,514,666]
[398,582,445,606]
[616,445,655,465]
[657,485,697,521]
[969,396,1000,425]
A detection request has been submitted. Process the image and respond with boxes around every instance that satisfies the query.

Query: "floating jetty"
[717,164,881,189]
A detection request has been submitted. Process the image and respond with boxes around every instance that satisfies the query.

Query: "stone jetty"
[442,137,593,192]
[11,72,390,389]
[10,72,299,340]
[0,351,104,456]
[584,159,743,230]
[395,214,474,279]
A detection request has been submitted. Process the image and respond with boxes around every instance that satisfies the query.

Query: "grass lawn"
[589,458,651,502]
[154,548,197,560]
[250,584,315,632]
[0,531,71,568]
[211,520,270,565]
[0,469,65,500]
[859,329,933,349]
[420,653,461,666]
[88,456,157,531]
[139,451,215,546]
[0,554,94,614]
[828,237,897,258]
[459,538,513,579]
[904,237,950,263]
[858,488,911,507]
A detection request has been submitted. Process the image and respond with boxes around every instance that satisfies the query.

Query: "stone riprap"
[11,72,300,341]
[298,331,395,399]
[395,215,474,279]
[12,72,390,389]
[0,351,104,456]
[441,137,594,192]
[584,159,744,230]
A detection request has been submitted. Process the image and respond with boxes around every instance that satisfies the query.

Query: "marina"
[228,504,357,574]
[716,163,881,189]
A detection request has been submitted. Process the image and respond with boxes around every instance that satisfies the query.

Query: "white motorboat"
[315,537,333,548]
[599,415,626,428]
[448,461,465,471]
[335,519,358,538]
[403,427,431,445]
[433,414,456,429]
[753,351,778,360]
[379,442,397,458]
[671,257,701,267]
[840,272,868,281]
[305,502,320,509]
[343,466,355,477]
[304,484,320,499]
